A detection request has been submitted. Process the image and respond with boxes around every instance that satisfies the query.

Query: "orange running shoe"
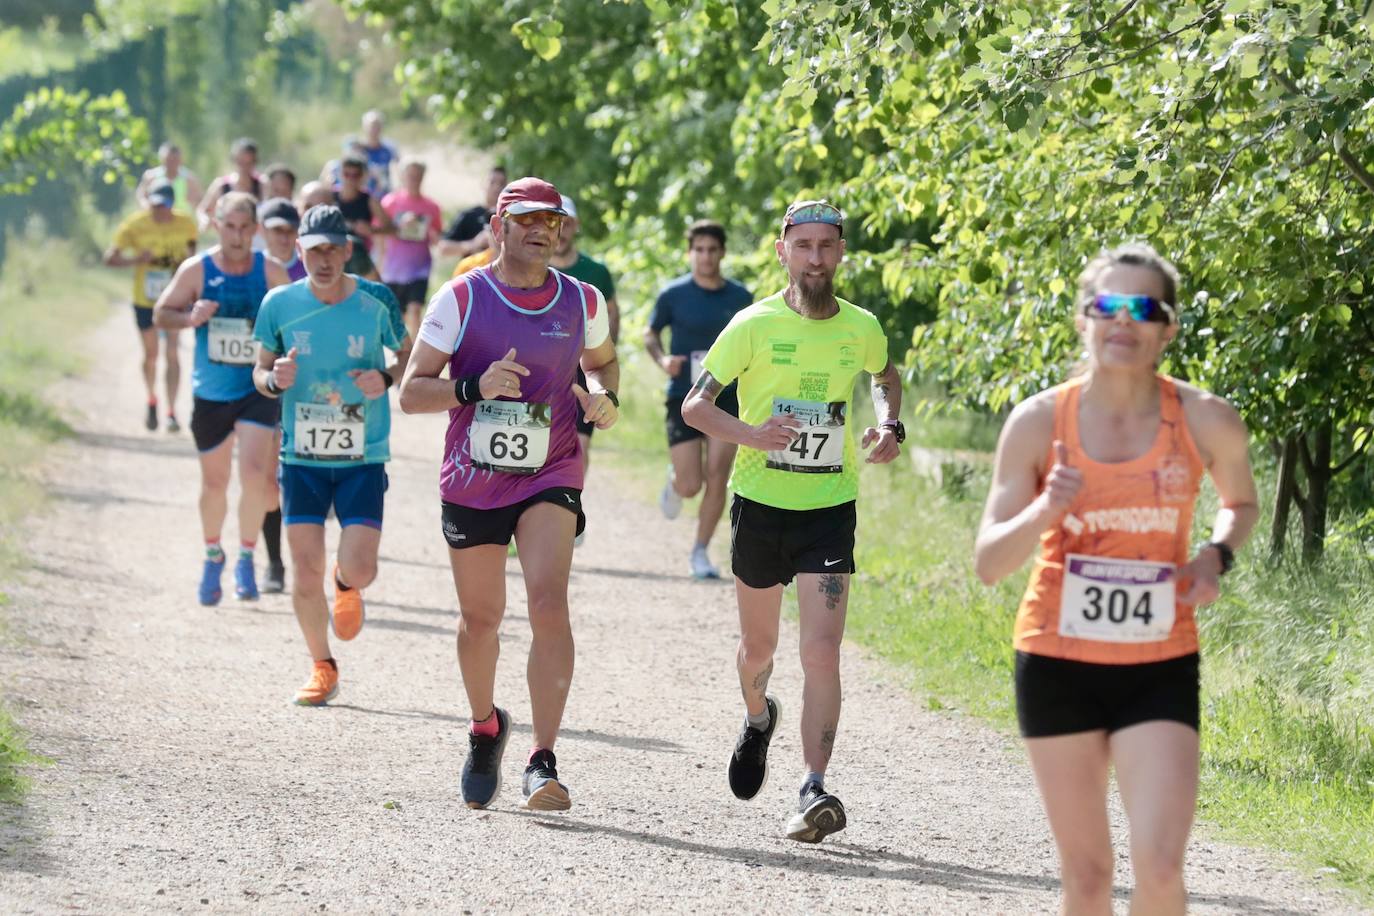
[294,660,339,706]
[331,563,365,641]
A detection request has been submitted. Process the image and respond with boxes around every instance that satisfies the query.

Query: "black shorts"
[441,487,585,549]
[387,279,429,308]
[1014,651,1200,738]
[190,391,281,453]
[729,495,856,589]
[665,386,739,447]
[133,304,155,331]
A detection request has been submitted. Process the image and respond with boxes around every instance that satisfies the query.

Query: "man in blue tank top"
[253,206,411,707]
[155,193,291,607]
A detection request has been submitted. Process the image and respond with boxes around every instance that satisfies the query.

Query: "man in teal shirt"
[252,206,411,706]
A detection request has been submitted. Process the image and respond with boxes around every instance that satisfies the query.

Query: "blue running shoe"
[198,556,225,606]
[461,707,511,809]
[234,554,259,601]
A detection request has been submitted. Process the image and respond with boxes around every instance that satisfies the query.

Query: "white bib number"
[766,397,846,474]
[1058,554,1175,642]
[208,317,258,365]
[143,270,171,302]
[294,403,365,460]
[470,401,551,475]
[397,213,430,242]
[689,350,708,384]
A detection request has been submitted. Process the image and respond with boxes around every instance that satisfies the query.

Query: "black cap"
[298,205,349,249]
[147,179,175,208]
[257,197,299,229]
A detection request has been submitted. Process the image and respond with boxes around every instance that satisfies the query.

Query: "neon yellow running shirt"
[701,291,889,511]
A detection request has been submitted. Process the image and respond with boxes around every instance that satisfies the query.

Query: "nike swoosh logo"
[823,558,843,567]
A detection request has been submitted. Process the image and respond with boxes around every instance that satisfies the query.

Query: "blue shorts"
[280,462,388,529]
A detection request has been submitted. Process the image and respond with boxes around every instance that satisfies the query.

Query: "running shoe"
[461,707,511,809]
[262,562,286,594]
[294,660,339,706]
[659,466,682,520]
[690,545,721,580]
[785,779,847,844]
[198,556,225,606]
[522,748,572,811]
[145,403,158,431]
[166,414,181,434]
[234,554,259,601]
[330,563,364,641]
[728,695,780,801]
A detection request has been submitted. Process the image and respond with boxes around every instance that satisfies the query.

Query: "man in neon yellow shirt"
[682,199,905,844]
[104,179,199,431]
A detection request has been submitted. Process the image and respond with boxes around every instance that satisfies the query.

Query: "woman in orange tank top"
[974,244,1259,916]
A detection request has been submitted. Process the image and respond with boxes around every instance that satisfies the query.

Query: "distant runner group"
[103,110,1259,912]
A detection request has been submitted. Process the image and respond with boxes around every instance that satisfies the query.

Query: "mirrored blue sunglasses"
[1086,292,1176,324]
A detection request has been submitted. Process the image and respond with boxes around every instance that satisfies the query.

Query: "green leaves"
[511,15,564,60]
[0,87,150,196]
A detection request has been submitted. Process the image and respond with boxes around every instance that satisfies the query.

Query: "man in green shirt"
[550,195,620,475]
[682,199,905,845]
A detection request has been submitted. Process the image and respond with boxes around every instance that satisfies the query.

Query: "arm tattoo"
[820,725,836,752]
[689,370,723,402]
[751,659,773,693]
[819,573,846,611]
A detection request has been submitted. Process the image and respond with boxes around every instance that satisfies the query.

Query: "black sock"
[323,657,337,671]
[335,573,353,592]
[263,509,282,567]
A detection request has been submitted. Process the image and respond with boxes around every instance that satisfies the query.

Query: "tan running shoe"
[331,563,365,641]
[294,660,339,706]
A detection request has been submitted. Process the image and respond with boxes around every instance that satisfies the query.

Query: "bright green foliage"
[0,87,150,196]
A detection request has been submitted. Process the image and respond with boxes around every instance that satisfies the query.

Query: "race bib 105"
[470,401,551,475]
[207,317,258,365]
[766,397,846,474]
[1058,554,1176,643]
[294,402,365,461]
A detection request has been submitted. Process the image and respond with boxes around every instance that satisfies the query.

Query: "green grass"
[599,355,1374,899]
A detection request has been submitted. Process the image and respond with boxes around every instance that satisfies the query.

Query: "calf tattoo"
[819,573,845,611]
[752,659,774,693]
[821,725,836,752]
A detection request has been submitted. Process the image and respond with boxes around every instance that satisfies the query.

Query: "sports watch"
[1202,541,1235,575]
[879,420,906,444]
[601,389,620,408]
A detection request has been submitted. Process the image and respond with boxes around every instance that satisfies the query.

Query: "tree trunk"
[1301,421,1333,560]
[1270,434,1298,559]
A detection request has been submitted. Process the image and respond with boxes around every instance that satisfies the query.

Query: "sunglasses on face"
[1085,293,1176,324]
[504,211,564,230]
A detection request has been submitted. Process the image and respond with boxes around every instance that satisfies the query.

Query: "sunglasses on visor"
[783,201,844,234]
[503,211,564,230]
[1085,293,1176,324]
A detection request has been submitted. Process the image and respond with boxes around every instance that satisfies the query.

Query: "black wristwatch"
[880,420,906,444]
[601,389,620,408]
[1202,541,1235,575]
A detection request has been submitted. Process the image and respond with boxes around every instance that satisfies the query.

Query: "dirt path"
[0,308,1364,914]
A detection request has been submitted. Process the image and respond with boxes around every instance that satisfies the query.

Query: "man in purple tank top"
[400,177,619,812]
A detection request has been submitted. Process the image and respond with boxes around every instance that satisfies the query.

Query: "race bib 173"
[765,397,846,474]
[470,401,551,475]
[1058,554,1176,642]
[207,317,257,366]
[294,402,365,461]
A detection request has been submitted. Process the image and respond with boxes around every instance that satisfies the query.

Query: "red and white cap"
[497,177,568,216]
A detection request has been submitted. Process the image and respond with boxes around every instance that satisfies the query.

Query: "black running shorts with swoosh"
[441,487,585,549]
[729,495,856,589]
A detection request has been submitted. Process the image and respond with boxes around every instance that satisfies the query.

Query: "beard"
[795,271,836,317]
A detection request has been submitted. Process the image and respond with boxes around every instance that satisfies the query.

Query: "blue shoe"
[461,707,511,809]
[234,554,259,601]
[198,556,225,606]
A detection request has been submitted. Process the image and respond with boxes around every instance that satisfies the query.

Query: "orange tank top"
[1014,375,1205,664]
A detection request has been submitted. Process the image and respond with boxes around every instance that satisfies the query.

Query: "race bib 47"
[766,397,846,474]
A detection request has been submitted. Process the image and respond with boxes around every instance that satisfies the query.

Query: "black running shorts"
[190,391,281,453]
[729,495,856,589]
[441,487,585,549]
[133,304,155,331]
[387,278,429,308]
[1014,651,1200,738]
[665,386,739,447]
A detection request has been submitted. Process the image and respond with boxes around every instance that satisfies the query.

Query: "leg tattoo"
[818,573,845,611]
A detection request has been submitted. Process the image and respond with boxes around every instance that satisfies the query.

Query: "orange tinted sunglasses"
[503,211,564,230]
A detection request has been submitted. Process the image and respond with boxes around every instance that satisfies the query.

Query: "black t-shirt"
[335,190,373,226]
[443,205,491,242]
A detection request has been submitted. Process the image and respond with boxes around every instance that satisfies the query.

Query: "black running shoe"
[522,748,572,811]
[786,779,847,843]
[461,707,510,809]
[728,695,780,800]
[262,562,286,594]
[145,403,158,431]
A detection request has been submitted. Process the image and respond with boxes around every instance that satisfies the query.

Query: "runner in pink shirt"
[380,158,443,339]
[399,176,620,814]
